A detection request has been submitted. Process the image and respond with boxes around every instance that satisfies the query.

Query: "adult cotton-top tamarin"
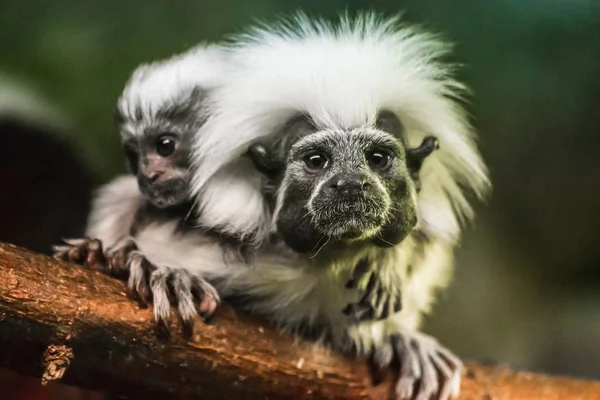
[185,13,490,399]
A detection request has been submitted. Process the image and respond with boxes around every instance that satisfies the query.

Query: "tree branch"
[0,242,598,399]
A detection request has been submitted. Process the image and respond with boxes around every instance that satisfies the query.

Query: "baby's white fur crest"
[90,45,233,245]
[190,12,489,245]
[117,43,230,133]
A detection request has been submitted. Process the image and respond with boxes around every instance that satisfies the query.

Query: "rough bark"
[0,242,598,399]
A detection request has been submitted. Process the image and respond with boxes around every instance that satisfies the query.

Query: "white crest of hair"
[191,11,490,245]
[85,175,141,248]
[116,42,230,130]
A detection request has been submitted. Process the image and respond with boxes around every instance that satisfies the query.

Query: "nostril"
[331,180,342,190]
[330,178,369,193]
[147,171,161,183]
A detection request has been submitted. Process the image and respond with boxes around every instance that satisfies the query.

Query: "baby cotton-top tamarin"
[54,44,232,335]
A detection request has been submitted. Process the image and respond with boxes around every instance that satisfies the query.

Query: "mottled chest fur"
[222,240,410,346]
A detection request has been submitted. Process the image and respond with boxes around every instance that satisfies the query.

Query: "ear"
[248,143,282,179]
[375,109,404,137]
[406,136,439,174]
[122,142,139,176]
[248,114,316,179]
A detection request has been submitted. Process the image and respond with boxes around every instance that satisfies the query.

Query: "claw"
[172,270,197,337]
[52,245,70,255]
[67,245,86,264]
[367,341,393,388]
[85,239,106,267]
[126,251,153,307]
[192,275,220,320]
[415,339,439,400]
[149,267,172,332]
[64,238,89,246]
[433,356,454,400]
[435,346,463,399]
[105,237,138,278]
[51,237,109,274]
[155,318,171,341]
[367,332,463,400]
[124,253,220,337]
[393,335,418,400]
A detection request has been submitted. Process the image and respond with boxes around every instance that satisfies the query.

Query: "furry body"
[55,44,233,334]
[182,13,490,399]
[185,12,489,339]
[90,42,231,249]
[58,12,489,399]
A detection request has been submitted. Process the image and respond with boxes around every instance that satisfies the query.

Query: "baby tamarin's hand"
[53,236,134,279]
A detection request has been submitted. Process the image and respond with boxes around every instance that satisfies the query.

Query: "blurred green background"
[1,0,599,382]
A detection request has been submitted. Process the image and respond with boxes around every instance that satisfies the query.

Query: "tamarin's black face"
[250,111,438,253]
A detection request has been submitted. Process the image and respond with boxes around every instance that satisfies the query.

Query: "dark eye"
[156,136,176,157]
[367,150,393,170]
[302,153,329,172]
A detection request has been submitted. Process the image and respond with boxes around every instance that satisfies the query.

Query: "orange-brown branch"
[0,242,598,399]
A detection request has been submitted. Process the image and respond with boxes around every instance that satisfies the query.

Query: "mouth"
[322,217,383,240]
[312,200,386,240]
[143,179,188,208]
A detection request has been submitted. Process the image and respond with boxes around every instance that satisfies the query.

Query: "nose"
[147,171,161,183]
[142,165,163,183]
[329,174,370,196]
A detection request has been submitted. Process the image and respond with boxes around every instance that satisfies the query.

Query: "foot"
[55,238,220,337]
[126,252,220,338]
[53,237,134,279]
[53,237,107,270]
[368,331,462,400]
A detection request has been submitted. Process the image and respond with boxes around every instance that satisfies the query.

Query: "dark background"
[0,0,599,394]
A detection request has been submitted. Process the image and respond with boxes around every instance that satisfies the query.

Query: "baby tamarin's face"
[121,127,193,209]
[115,83,208,209]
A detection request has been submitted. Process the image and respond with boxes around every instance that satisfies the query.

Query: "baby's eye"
[156,136,176,157]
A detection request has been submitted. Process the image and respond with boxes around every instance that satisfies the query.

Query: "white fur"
[117,43,230,134]
[191,12,490,245]
[85,175,141,248]
[196,158,271,243]
[88,15,489,396]
[129,221,422,351]
[179,14,492,375]
[87,44,232,247]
